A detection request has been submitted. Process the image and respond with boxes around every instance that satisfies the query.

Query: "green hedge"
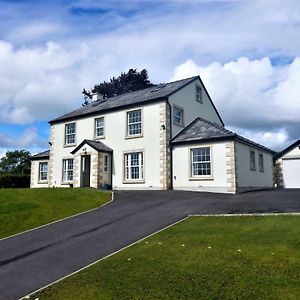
[0,174,30,188]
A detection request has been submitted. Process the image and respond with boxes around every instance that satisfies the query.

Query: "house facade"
[31,76,275,193]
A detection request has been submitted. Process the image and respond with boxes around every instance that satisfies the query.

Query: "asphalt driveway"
[0,189,299,299]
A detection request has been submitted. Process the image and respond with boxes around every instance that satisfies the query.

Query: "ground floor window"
[39,162,48,181]
[63,158,74,182]
[259,153,264,172]
[124,152,144,181]
[191,147,211,176]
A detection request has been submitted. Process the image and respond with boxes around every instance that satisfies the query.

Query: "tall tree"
[0,150,31,175]
[92,68,154,99]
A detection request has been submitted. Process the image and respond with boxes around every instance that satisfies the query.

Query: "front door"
[81,155,91,187]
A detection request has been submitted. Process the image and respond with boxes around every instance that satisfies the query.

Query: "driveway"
[0,189,299,299]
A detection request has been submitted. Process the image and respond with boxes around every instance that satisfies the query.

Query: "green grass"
[0,188,111,239]
[34,216,300,300]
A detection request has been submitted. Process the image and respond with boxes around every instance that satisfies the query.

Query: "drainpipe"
[166,100,173,190]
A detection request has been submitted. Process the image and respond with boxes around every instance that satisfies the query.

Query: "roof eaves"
[171,135,235,146]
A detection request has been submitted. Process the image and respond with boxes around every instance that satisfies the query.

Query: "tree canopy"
[83,69,154,103]
[0,150,31,175]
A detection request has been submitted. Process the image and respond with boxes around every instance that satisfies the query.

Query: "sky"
[0,0,300,156]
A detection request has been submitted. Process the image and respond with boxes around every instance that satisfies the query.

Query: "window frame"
[189,146,213,180]
[104,155,108,172]
[95,117,105,138]
[64,122,76,146]
[62,158,74,183]
[173,105,184,127]
[250,150,256,171]
[38,161,48,182]
[196,85,203,103]
[259,153,264,172]
[123,151,144,183]
[126,109,142,138]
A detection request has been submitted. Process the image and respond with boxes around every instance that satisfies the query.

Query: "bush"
[0,174,30,188]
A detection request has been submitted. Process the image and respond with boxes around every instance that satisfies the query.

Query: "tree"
[0,150,31,175]
[91,68,154,99]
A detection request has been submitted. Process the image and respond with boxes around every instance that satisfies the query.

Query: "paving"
[0,189,299,299]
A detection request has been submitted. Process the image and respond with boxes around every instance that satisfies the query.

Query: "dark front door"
[81,155,91,187]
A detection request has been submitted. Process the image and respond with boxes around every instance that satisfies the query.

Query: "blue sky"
[0,0,300,156]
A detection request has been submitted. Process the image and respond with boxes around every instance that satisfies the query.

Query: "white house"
[30,76,275,193]
[275,140,300,188]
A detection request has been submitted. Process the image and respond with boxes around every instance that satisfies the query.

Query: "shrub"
[0,174,30,188]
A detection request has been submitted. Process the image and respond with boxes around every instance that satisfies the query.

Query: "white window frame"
[127,109,142,137]
[173,105,184,127]
[259,153,264,172]
[38,162,48,182]
[190,146,212,179]
[124,152,144,182]
[95,117,104,138]
[250,150,256,171]
[62,158,74,182]
[65,123,76,146]
[196,85,203,103]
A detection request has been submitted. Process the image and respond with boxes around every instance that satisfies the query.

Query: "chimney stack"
[92,92,104,102]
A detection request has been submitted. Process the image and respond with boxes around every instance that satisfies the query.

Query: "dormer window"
[65,123,76,145]
[196,86,203,103]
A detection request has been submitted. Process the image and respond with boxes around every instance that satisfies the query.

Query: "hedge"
[0,174,30,188]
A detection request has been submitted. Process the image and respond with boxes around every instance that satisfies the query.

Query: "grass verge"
[0,188,111,239]
[34,216,300,300]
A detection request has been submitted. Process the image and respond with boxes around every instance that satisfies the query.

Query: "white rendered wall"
[172,142,229,193]
[50,102,162,189]
[169,78,223,137]
[235,142,273,189]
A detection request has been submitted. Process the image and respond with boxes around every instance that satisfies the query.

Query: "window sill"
[250,168,256,171]
[61,181,73,185]
[38,181,48,184]
[189,176,213,181]
[64,144,76,148]
[173,122,185,128]
[123,180,145,184]
[94,136,105,140]
[125,134,143,140]
[259,170,264,173]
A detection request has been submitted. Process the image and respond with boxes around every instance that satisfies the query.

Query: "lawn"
[0,188,111,239]
[34,216,300,300]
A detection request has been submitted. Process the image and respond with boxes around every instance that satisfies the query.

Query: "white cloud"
[171,57,300,149]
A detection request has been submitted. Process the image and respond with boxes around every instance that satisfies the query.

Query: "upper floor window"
[196,86,203,103]
[65,123,76,145]
[124,152,144,181]
[95,117,104,138]
[250,150,256,171]
[63,158,74,182]
[173,106,184,126]
[127,109,142,136]
[39,162,48,181]
[259,154,264,172]
[191,147,211,177]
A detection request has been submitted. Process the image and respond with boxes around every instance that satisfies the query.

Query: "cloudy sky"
[0,0,299,156]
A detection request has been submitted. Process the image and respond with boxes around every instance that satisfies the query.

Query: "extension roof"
[30,150,50,160]
[49,76,224,126]
[71,139,113,154]
[171,117,275,154]
[274,139,300,160]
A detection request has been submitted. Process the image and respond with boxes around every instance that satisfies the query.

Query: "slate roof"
[71,139,113,154]
[49,76,223,126]
[171,118,275,153]
[31,150,50,160]
[274,139,300,160]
